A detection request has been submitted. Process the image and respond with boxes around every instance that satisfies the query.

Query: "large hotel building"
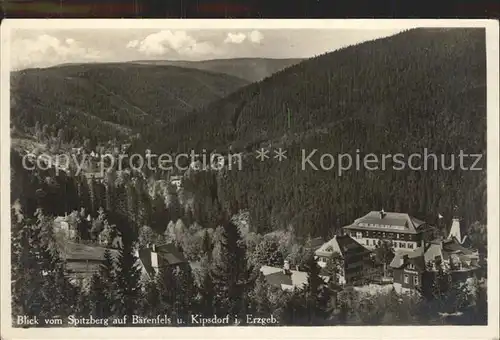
[343,210,435,250]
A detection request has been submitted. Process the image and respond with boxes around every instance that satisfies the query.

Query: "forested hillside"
[158,28,487,237]
[132,58,303,82]
[9,27,490,329]
[10,28,487,241]
[10,63,248,147]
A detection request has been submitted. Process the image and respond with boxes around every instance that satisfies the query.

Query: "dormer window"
[356,232,362,239]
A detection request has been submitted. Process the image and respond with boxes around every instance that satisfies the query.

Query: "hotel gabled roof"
[343,211,427,234]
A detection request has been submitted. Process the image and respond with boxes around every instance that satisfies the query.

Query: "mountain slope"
[162,28,487,237]
[132,58,303,83]
[10,63,249,145]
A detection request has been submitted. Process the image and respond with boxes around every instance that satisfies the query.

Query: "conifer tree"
[304,254,329,325]
[250,273,272,317]
[150,192,169,234]
[112,235,142,321]
[140,273,162,317]
[89,273,109,318]
[78,176,92,215]
[172,265,198,324]
[98,249,115,316]
[201,230,213,259]
[11,207,79,321]
[157,266,177,315]
[211,221,252,317]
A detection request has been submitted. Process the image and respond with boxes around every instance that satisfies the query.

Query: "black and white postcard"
[1,19,499,340]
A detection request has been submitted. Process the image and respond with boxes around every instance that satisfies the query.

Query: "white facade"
[352,234,418,250]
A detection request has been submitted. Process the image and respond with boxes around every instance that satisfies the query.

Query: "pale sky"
[10,28,405,70]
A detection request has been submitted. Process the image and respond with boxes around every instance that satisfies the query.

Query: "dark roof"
[264,271,293,287]
[305,237,325,250]
[344,211,427,234]
[61,242,120,261]
[260,266,330,290]
[407,256,426,271]
[442,239,476,256]
[137,243,188,279]
[315,234,369,258]
[390,238,478,271]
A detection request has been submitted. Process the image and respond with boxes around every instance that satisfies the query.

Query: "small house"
[135,243,188,282]
[260,261,330,291]
[315,234,371,285]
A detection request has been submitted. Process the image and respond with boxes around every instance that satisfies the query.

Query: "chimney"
[283,260,291,275]
[448,218,462,243]
[380,209,386,219]
[151,250,158,273]
[423,240,431,251]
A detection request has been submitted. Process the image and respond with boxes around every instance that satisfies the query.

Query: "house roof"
[344,211,427,234]
[305,237,325,251]
[442,238,477,257]
[137,243,188,279]
[389,238,478,271]
[60,242,120,262]
[259,266,330,291]
[315,234,369,258]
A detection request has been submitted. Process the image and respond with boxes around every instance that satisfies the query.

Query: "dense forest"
[162,27,487,237]
[11,28,487,239]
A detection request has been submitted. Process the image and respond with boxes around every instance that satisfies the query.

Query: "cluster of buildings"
[259,210,481,295]
[58,207,481,297]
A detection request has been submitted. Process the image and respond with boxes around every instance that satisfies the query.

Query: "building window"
[356,232,362,239]
[396,234,400,239]
[351,232,356,238]
[413,276,419,285]
[408,243,414,249]
[400,242,406,248]
[407,263,415,270]
[366,240,369,246]
[404,274,409,284]
[382,232,386,238]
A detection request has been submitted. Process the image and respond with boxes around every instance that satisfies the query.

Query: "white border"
[1,19,499,340]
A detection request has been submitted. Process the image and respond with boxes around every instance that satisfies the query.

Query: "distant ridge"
[131,57,304,83]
